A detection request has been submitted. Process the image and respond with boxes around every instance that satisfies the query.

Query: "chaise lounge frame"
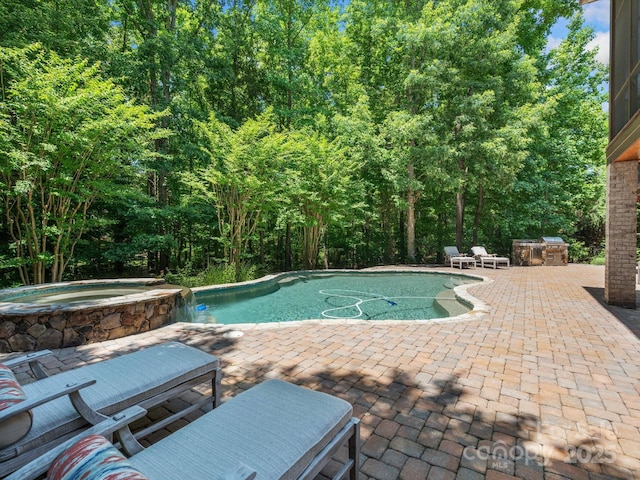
[471,246,510,269]
[444,246,476,269]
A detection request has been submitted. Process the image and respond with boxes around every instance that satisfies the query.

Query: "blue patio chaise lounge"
[7,379,361,480]
[0,341,221,477]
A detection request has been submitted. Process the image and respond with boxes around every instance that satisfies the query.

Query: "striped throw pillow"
[49,435,149,480]
[0,363,32,448]
[0,363,26,410]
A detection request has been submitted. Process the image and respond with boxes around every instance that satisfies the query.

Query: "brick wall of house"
[605,159,638,308]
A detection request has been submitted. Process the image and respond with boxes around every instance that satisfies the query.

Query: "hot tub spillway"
[169,285,199,323]
[136,282,198,323]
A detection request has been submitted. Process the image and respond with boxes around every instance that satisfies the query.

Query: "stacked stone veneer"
[0,287,185,353]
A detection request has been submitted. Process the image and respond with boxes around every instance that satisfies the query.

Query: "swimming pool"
[190,271,481,324]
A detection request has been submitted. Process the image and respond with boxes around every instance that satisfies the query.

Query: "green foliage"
[0,0,110,58]
[184,108,361,271]
[165,263,261,288]
[500,12,607,252]
[0,0,609,283]
[516,0,578,56]
[568,240,590,263]
[0,45,156,283]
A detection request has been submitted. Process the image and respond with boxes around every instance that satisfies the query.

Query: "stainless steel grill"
[512,237,568,266]
[541,237,569,266]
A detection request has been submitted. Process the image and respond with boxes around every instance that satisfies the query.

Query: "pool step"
[433,289,471,317]
[443,278,466,290]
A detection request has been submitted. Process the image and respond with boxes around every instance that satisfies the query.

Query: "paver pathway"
[5,264,640,479]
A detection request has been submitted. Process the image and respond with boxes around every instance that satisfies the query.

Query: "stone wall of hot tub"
[0,290,183,353]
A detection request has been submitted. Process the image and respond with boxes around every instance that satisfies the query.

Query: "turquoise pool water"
[191,272,478,324]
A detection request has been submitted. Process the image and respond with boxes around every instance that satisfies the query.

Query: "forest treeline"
[0,0,607,286]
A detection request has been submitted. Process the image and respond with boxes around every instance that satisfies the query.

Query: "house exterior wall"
[605,159,638,307]
[599,0,639,307]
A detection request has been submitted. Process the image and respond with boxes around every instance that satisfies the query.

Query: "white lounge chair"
[471,246,510,269]
[7,379,361,480]
[444,246,476,269]
[0,342,221,477]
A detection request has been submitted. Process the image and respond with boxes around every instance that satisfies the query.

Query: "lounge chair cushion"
[0,342,217,463]
[131,379,353,480]
[48,434,148,480]
[0,364,32,448]
[471,246,489,257]
[444,246,461,257]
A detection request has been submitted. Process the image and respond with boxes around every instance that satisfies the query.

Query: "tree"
[379,110,439,262]
[280,128,359,269]
[255,0,325,127]
[107,0,219,274]
[416,0,538,250]
[186,111,285,275]
[0,46,156,284]
[342,0,415,261]
[503,13,607,252]
[0,0,110,59]
[517,0,578,57]
[330,98,388,266]
[207,0,264,127]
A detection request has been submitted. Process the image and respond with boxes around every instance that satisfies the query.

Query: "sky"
[548,0,610,66]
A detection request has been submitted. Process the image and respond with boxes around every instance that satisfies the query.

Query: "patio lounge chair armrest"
[3,350,53,379]
[0,376,97,422]
[3,405,148,480]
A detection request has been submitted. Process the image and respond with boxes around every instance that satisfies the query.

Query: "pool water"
[191,272,478,324]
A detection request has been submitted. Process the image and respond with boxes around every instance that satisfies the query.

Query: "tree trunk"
[472,183,484,246]
[323,241,329,269]
[381,190,395,264]
[406,163,416,263]
[456,157,467,251]
[284,222,292,270]
[302,212,324,270]
[456,186,465,251]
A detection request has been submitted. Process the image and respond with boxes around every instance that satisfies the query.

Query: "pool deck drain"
[4,264,640,479]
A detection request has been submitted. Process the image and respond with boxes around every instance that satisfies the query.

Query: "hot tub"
[0,279,193,353]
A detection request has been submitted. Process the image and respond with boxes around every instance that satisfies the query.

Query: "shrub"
[165,263,262,287]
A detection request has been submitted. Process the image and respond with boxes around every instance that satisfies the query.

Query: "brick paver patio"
[5,264,640,479]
